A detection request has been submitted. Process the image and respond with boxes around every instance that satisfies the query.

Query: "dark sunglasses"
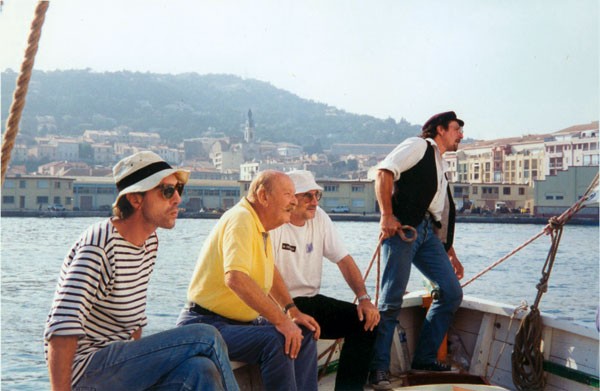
[156,183,185,199]
[301,191,322,202]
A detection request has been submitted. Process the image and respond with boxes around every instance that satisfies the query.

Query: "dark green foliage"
[1,69,420,147]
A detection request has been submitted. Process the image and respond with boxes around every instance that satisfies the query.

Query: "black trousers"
[294,294,377,391]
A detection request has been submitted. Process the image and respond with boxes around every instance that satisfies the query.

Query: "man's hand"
[357,299,380,331]
[274,317,305,359]
[380,214,402,239]
[288,307,321,340]
[447,246,464,280]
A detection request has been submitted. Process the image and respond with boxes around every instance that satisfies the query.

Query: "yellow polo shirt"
[187,198,274,322]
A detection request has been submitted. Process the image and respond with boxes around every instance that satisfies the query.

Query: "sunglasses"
[156,183,185,199]
[300,191,322,202]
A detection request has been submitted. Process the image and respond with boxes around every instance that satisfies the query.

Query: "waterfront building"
[534,166,598,219]
[444,121,598,213]
[71,177,240,212]
[240,177,377,214]
[1,175,75,210]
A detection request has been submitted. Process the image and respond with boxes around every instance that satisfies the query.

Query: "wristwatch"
[283,302,296,314]
[357,294,371,302]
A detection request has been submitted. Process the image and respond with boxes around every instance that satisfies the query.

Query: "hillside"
[1,69,420,148]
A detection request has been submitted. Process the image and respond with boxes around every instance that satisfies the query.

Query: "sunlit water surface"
[2,217,598,389]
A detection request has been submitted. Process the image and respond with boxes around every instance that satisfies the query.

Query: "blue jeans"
[177,309,318,391]
[371,218,463,371]
[74,324,239,391]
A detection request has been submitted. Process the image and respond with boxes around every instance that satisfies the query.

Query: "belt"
[424,211,442,228]
[187,302,253,325]
[187,302,218,316]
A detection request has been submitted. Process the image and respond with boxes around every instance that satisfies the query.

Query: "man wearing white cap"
[44,151,238,391]
[270,170,380,391]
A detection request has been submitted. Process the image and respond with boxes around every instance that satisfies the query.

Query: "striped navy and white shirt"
[44,218,158,386]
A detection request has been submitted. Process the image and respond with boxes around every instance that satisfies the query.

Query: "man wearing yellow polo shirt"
[177,170,321,391]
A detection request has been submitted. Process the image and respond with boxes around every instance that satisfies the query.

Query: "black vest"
[391,141,455,250]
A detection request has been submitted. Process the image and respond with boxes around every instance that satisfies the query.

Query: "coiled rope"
[1,1,49,186]
[511,223,564,391]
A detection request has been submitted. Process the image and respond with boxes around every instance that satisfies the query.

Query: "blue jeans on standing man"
[177,308,318,391]
[370,217,463,372]
[73,324,239,391]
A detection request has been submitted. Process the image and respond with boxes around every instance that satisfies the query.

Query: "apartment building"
[444,122,598,212]
[545,123,599,176]
[2,175,75,210]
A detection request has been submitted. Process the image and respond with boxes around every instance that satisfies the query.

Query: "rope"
[511,307,545,390]
[510,210,566,390]
[488,301,528,381]
[461,172,599,288]
[1,1,49,186]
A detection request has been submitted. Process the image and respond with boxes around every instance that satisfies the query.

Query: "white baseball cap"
[112,151,190,206]
[287,170,323,194]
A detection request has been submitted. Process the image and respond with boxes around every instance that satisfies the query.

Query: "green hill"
[1,69,419,148]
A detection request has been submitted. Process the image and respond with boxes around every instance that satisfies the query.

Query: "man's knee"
[185,323,220,337]
[440,283,463,310]
[179,356,222,387]
[182,323,228,350]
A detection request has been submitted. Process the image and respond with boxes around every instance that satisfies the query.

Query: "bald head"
[247,170,285,202]
[246,170,298,231]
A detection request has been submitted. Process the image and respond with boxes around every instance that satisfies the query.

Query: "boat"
[2,4,598,390]
[232,292,599,390]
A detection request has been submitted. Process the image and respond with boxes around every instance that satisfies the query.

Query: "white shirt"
[377,137,449,221]
[271,207,348,297]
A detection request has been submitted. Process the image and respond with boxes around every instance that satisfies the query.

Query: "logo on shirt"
[282,243,296,252]
[306,243,314,253]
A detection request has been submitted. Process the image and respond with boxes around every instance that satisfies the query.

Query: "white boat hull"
[233,293,599,390]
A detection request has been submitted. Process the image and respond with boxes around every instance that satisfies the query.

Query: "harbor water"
[1,217,598,389]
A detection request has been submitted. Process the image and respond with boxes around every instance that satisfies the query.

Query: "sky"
[1,0,598,140]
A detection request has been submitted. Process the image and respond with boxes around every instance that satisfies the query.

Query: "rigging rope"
[462,172,599,288]
[1,1,49,185]
[511,224,564,391]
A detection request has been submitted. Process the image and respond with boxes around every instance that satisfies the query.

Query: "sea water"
[1,217,598,389]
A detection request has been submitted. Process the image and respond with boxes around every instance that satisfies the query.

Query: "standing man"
[44,151,238,391]
[370,111,465,390]
[177,170,321,391]
[271,170,380,391]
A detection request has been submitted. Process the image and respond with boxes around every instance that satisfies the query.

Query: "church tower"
[244,109,255,143]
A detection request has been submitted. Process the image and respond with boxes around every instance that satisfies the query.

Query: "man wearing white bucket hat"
[271,169,380,391]
[44,151,238,391]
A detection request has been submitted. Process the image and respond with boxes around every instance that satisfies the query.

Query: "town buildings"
[2,118,598,218]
